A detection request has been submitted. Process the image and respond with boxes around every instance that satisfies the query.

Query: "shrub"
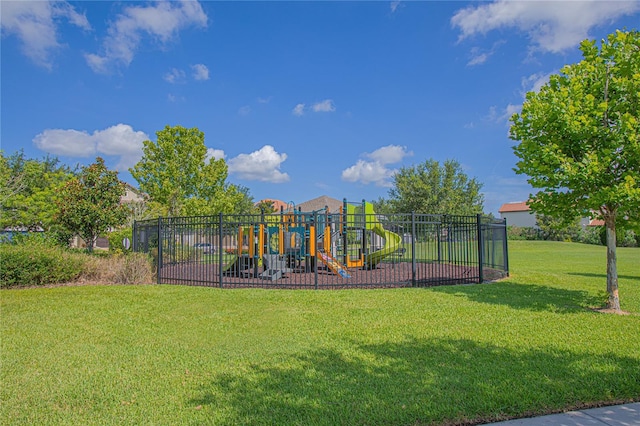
[507,226,543,241]
[76,252,154,285]
[108,227,133,255]
[577,227,602,246]
[594,226,638,247]
[113,253,154,284]
[0,243,83,287]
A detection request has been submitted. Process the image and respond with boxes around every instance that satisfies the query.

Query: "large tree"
[385,159,484,215]
[510,30,640,312]
[56,158,128,252]
[0,150,73,232]
[130,125,246,217]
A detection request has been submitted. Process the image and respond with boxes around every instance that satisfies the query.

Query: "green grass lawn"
[1,241,639,425]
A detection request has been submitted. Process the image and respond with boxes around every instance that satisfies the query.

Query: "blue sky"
[2,1,639,215]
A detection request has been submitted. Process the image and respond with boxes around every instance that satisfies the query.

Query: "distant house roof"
[589,218,605,227]
[498,201,531,213]
[297,195,343,213]
[256,199,292,212]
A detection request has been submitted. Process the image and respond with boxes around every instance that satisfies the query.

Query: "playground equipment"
[222,200,402,280]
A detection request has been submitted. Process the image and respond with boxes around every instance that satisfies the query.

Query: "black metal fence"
[133,209,508,289]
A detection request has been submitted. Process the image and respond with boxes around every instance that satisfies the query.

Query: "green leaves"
[0,151,73,231]
[56,158,127,252]
[130,125,249,217]
[386,159,484,215]
[511,30,640,228]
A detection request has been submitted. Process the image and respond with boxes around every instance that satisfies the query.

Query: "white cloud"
[33,128,96,157]
[163,68,186,83]
[292,103,306,116]
[311,99,336,113]
[85,1,207,73]
[390,1,404,14]
[0,1,90,69]
[167,94,186,102]
[468,51,489,66]
[227,145,290,183]
[257,96,272,104]
[488,104,521,124]
[521,72,553,96]
[451,0,640,54]
[293,99,337,115]
[342,145,412,187]
[365,145,413,165]
[341,160,396,187]
[33,124,148,170]
[492,72,553,124]
[491,72,553,124]
[206,148,226,161]
[191,63,209,80]
[238,106,251,116]
[467,41,505,66]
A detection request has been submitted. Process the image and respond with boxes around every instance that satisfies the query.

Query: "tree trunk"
[86,234,96,253]
[605,218,620,311]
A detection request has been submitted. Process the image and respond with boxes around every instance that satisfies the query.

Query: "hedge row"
[0,244,84,287]
[0,242,154,288]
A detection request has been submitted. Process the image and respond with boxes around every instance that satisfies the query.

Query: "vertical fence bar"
[219,213,224,288]
[503,218,510,277]
[476,214,484,284]
[157,216,163,284]
[314,210,318,290]
[342,198,348,267]
[132,221,138,252]
[411,212,417,287]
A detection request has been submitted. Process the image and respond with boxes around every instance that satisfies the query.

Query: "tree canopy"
[130,125,248,216]
[510,30,640,311]
[0,150,73,232]
[56,157,127,252]
[382,159,484,215]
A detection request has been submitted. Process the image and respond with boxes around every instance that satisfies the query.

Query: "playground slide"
[366,222,402,269]
[222,256,239,273]
[352,202,402,269]
[317,250,351,278]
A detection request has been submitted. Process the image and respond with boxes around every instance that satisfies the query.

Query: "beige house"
[498,201,538,228]
[499,201,604,229]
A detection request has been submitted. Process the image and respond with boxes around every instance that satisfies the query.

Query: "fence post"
[132,220,138,252]
[411,212,416,287]
[476,214,484,284]
[503,218,510,277]
[343,198,348,266]
[314,210,318,290]
[219,212,224,288]
[157,217,163,284]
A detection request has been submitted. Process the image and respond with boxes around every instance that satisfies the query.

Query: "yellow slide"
[317,250,351,278]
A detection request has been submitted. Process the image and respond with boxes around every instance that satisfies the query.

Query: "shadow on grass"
[431,282,603,313]
[190,337,640,426]
[568,272,640,282]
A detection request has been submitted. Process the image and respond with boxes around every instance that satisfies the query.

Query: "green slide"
[349,202,403,269]
[367,221,402,269]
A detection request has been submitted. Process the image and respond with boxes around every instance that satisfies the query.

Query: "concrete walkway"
[486,402,640,425]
